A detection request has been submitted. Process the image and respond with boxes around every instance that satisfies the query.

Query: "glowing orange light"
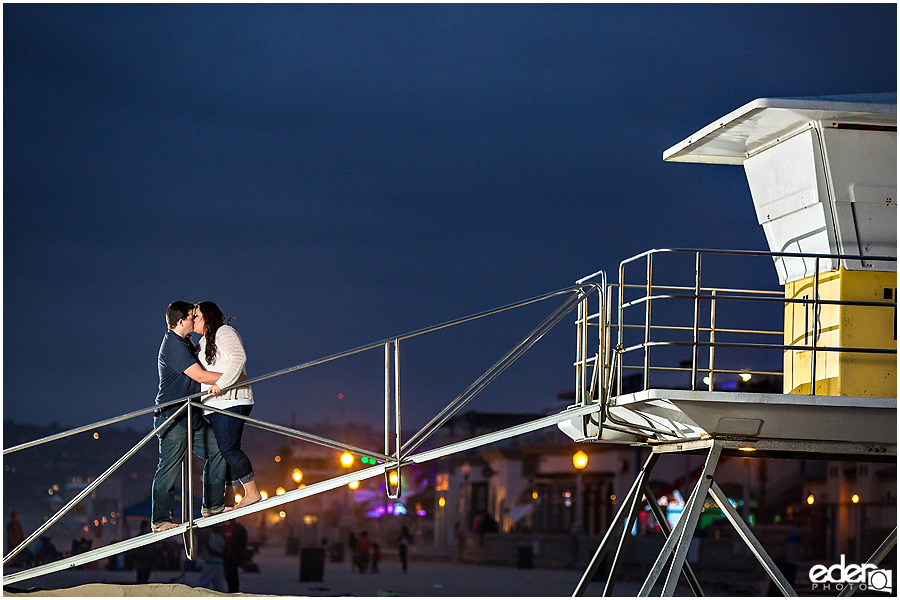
[274,455,281,463]
[806,494,815,505]
[276,487,286,496]
[348,481,360,490]
[851,494,860,504]
[93,432,99,440]
[388,471,399,485]
[438,497,446,507]
[573,450,588,470]
[260,490,269,500]
[340,453,354,468]
[292,468,303,483]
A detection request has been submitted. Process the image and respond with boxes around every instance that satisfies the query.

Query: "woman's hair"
[166,301,193,329]
[194,301,231,365]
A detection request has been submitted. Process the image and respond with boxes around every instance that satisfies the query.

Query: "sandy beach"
[3,542,697,597]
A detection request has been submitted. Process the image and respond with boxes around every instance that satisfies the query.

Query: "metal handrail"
[609,248,897,394]
[3,283,600,571]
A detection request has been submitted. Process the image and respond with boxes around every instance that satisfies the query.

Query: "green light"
[361,457,370,464]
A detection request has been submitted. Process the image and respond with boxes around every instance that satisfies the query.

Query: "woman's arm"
[213,326,248,389]
[184,363,222,385]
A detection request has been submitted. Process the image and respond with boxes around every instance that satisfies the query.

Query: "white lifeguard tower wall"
[664,94,897,397]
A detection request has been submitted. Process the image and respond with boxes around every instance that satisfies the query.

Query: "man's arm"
[184,363,222,385]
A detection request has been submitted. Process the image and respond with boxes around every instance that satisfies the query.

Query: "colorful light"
[572,450,588,470]
[340,453,354,468]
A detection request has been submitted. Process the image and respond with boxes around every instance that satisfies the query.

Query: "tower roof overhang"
[663,93,897,165]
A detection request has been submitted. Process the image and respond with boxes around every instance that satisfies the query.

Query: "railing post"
[575,291,587,406]
[643,253,653,391]
[810,257,820,396]
[617,265,625,396]
[692,252,701,391]
[184,399,195,560]
[385,339,401,499]
[708,290,717,391]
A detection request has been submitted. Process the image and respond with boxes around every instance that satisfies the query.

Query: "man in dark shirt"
[151,301,228,532]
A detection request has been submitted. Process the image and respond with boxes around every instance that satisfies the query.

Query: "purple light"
[416,509,426,516]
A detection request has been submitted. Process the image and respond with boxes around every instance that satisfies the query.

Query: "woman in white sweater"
[192,301,261,508]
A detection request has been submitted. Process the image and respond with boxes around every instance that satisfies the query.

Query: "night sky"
[4,4,897,433]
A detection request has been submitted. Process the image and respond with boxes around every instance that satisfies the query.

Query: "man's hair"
[166,301,193,329]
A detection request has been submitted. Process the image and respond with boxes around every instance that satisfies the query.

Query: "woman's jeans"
[206,404,255,486]
[151,411,226,527]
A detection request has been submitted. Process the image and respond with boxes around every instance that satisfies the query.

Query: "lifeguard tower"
[560,94,897,595]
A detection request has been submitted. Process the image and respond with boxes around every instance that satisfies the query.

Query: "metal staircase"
[3,284,603,587]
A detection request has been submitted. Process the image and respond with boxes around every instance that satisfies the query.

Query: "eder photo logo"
[809,555,893,594]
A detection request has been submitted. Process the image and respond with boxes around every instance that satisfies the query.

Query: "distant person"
[5,511,33,567]
[370,542,381,573]
[397,525,411,574]
[151,301,228,532]
[7,511,24,553]
[192,301,261,509]
[354,531,371,573]
[224,519,248,593]
[133,521,154,583]
[198,526,227,592]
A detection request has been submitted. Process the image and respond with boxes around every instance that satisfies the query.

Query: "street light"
[573,451,589,470]
[572,451,588,535]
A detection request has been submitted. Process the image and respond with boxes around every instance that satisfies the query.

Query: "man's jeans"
[151,411,226,527]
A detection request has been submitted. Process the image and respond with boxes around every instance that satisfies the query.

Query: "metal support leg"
[640,442,722,596]
[573,453,658,597]
[604,457,657,597]
[641,480,704,596]
[661,443,722,596]
[837,527,897,597]
[708,482,796,596]
[638,472,703,596]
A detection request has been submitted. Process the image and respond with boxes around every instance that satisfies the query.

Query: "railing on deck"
[576,248,897,401]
